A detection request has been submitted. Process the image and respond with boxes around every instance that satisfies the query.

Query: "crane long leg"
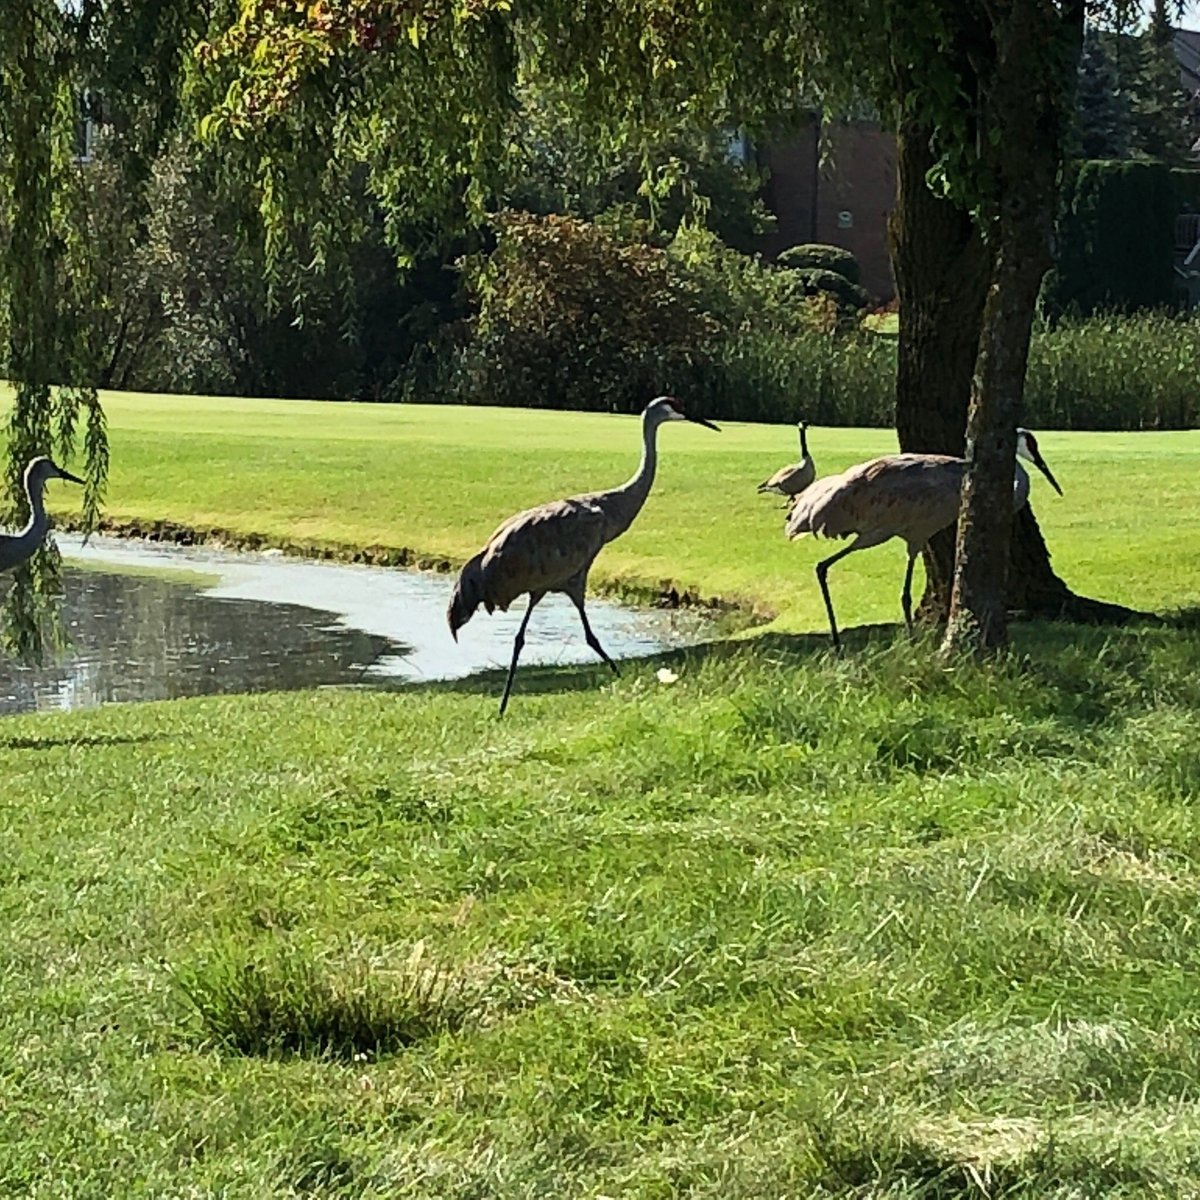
[498,592,542,717]
[815,544,859,652]
[571,594,620,676]
[814,534,889,652]
[901,551,918,635]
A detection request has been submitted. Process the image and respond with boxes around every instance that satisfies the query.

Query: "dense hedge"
[441,212,1198,430]
[1044,160,1181,317]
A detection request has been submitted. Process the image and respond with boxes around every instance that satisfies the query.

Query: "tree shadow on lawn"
[0,731,172,752]
[418,610,1192,729]
[1166,605,1200,630]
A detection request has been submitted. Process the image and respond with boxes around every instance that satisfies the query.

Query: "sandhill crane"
[757,421,815,502]
[0,457,84,573]
[448,396,720,714]
[785,429,1063,650]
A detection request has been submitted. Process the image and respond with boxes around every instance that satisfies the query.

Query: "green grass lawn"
[50,389,1200,630]
[1,388,1199,1195]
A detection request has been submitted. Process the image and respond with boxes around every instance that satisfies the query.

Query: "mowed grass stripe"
[16,386,1197,630]
[0,388,1194,1192]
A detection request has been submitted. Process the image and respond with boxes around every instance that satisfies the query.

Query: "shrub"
[665,224,824,338]
[777,243,863,285]
[789,267,870,314]
[454,211,719,413]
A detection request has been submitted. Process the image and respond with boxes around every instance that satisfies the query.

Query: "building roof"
[1175,27,1200,92]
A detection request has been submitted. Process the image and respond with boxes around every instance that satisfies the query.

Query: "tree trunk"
[941,0,1082,657]
[944,228,1049,653]
[889,116,990,621]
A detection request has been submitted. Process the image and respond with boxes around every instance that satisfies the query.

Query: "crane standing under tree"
[448,396,719,715]
[786,429,1063,651]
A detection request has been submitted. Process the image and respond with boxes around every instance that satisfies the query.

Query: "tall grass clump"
[685,326,895,425]
[433,209,1199,429]
[1026,310,1200,430]
[171,938,475,1058]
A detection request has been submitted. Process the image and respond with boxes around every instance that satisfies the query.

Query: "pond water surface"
[0,536,712,716]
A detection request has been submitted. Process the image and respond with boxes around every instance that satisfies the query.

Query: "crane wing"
[786,454,964,541]
[478,497,608,611]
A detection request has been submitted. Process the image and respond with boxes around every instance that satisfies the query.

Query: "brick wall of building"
[757,117,898,303]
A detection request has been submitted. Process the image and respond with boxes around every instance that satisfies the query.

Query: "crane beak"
[1030,450,1063,496]
[58,468,85,485]
[689,416,720,432]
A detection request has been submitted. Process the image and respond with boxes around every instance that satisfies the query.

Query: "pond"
[0,535,713,716]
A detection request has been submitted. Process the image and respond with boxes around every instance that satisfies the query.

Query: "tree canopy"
[1,0,1184,657]
[201,0,1171,653]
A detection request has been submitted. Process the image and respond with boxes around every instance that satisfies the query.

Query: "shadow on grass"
[407,621,909,707]
[1166,605,1200,630]
[0,732,171,751]
[412,608,1192,724]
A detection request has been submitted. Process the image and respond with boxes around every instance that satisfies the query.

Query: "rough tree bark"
[890,130,1145,627]
[943,0,1085,655]
[889,115,990,620]
[886,0,1149,637]
[947,228,1050,650]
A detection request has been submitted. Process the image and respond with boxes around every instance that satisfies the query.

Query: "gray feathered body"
[446,398,713,659]
[447,490,629,639]
[786,454,967,552]
[785,452,1034,553]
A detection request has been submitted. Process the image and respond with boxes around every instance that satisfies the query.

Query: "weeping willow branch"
[0,1,109,662]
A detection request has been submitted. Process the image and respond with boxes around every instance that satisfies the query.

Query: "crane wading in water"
[0,457,85,573]
[448,396,719,715]
[757,420,815,503]
[785,429,1063,651]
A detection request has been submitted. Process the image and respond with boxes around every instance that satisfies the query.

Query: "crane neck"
[631,409,661,491]
[16,468,49,546]
[603,410,663,540]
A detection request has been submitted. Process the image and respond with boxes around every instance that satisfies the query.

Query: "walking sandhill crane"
[785,429,1063,650]
[448,396,720,715]
[0,457,84,572]
[757,421,815,503]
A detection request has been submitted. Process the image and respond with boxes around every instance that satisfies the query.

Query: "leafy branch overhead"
[199,0,1176,656]
[196,0,866,261]
[0,0,205,657]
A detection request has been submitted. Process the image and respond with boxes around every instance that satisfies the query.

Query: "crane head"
[25,456,84,488]
[647,395,720,432]
[1015,429,1063,496]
